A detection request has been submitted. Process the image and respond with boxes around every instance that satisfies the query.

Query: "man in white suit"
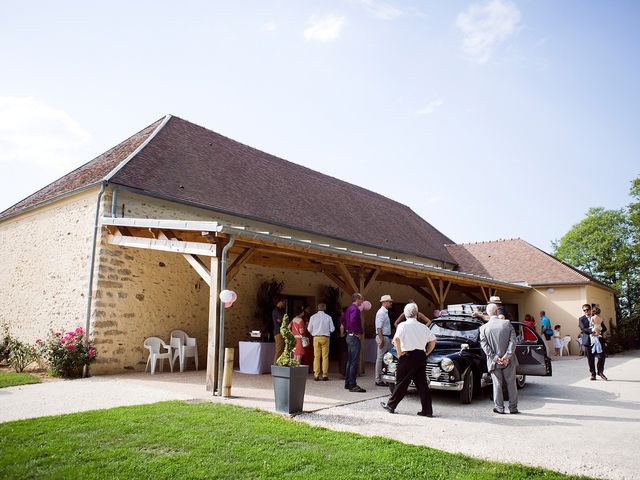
[479,303,519,414]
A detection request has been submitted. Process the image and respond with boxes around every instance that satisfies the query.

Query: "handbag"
[301,336,310,348]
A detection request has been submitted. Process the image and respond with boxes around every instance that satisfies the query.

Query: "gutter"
[216,234,236,395]
[102,183,456,267]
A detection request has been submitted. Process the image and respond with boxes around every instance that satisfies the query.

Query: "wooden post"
[359,270,366,375]
[206,255,220,391]
[222,347,234,397]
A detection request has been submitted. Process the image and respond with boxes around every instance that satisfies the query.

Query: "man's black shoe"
[417,411,433,417]
[349,385,366,393]
[380,402,395,414]
[590,375,596,381]
[322,377,329,381]
[493,408,505,414]
[509,409,520,414]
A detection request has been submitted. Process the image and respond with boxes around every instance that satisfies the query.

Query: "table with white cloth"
[238,341,275,374]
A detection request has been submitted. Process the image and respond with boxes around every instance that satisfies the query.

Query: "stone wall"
[90,243,210,373]
[0,189,99,342]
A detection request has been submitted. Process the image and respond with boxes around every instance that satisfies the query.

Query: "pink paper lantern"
[362,300,372,311]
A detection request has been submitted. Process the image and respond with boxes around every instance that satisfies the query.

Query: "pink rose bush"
[38,327,97,377]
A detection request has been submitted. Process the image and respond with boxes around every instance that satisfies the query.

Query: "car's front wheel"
[516,375,526,389]
[460,369,474,404]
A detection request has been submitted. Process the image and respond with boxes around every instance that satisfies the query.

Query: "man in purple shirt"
[342,292,366,392]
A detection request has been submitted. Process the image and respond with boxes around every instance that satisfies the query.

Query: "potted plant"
[271,313,308,414]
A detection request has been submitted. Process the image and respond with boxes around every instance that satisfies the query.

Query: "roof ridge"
[104,114,171,182]
[447,238,523,247]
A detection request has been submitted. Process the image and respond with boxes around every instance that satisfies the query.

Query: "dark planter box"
[271,365,308,414]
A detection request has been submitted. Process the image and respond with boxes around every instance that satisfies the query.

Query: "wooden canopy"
[101,217,529,393]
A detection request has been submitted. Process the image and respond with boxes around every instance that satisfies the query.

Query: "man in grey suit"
[479,303,519,414]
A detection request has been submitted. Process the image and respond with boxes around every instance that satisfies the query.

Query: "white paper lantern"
[219,290,234,303]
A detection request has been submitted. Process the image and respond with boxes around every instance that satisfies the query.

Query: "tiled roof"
[445,238,614,290]
[1,115,456,264]
[0,118,164,220]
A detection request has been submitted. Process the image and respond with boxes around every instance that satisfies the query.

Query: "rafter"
[410,285,436,305]
[158,231,213,286]
[336,262,359,294]
[363,268,379,293]
[324,272,348,292]
[226,248,255,283]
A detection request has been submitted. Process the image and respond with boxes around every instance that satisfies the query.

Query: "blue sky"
[1,0,638,252]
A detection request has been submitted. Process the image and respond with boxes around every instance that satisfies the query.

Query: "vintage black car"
[381,312,552,404]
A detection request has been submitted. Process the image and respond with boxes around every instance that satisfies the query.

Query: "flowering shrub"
[38,327,97,378]
[1,323,40,372]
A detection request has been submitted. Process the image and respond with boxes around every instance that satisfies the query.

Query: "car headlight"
[440,358,454,372]
[383,352,394,365]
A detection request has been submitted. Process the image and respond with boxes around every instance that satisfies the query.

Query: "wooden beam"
[442,281,452,308]
[480,286,489,303]
[363,268,379,293]
[336,262,359,294]
[453,285,485,304]
[427,277,441,307]
[226,248,255,283]
[324,272,348,292]
[107,234,218,256]
[410,285,436,305]
[158,231,212,286]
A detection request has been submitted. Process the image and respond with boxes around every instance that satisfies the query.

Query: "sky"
[1,0,638,253]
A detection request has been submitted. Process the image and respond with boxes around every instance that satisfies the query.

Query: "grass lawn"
[0,401,593,480]
[0,370,41,388]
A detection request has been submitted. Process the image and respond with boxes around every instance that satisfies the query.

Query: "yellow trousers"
[274,334,284,364]
[313,336,330,378]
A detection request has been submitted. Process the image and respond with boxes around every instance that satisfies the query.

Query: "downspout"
[216,234,236,395]
[111,188,118,217]
[83,181,107,377]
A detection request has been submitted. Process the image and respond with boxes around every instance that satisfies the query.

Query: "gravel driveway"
[1,351,638,479]
[298,352,640,480]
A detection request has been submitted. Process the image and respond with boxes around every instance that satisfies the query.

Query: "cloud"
[416,98,444,116]
[0,96,91,170]
[353,0,402,20]
[304,14,347,42]
[455,0,521,64]
[264,21,277,32]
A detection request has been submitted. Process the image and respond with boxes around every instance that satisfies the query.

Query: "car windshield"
[430,318,480,342]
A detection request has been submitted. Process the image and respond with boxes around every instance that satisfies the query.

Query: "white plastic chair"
[560,335,572,356]
[170,330,199,372]
[144,337,173,374]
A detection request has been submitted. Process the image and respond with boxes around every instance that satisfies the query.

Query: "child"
[590,307,604,355]
[552,325,562,356]
[577,331,584,356]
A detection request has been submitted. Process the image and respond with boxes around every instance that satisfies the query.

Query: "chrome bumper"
[429,380,464,391]
[382,374,464,392]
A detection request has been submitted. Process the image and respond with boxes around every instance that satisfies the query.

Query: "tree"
[553,207,638,321]
[553,175,640,344]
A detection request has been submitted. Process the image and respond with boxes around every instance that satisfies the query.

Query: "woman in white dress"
[552,325,562,356]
